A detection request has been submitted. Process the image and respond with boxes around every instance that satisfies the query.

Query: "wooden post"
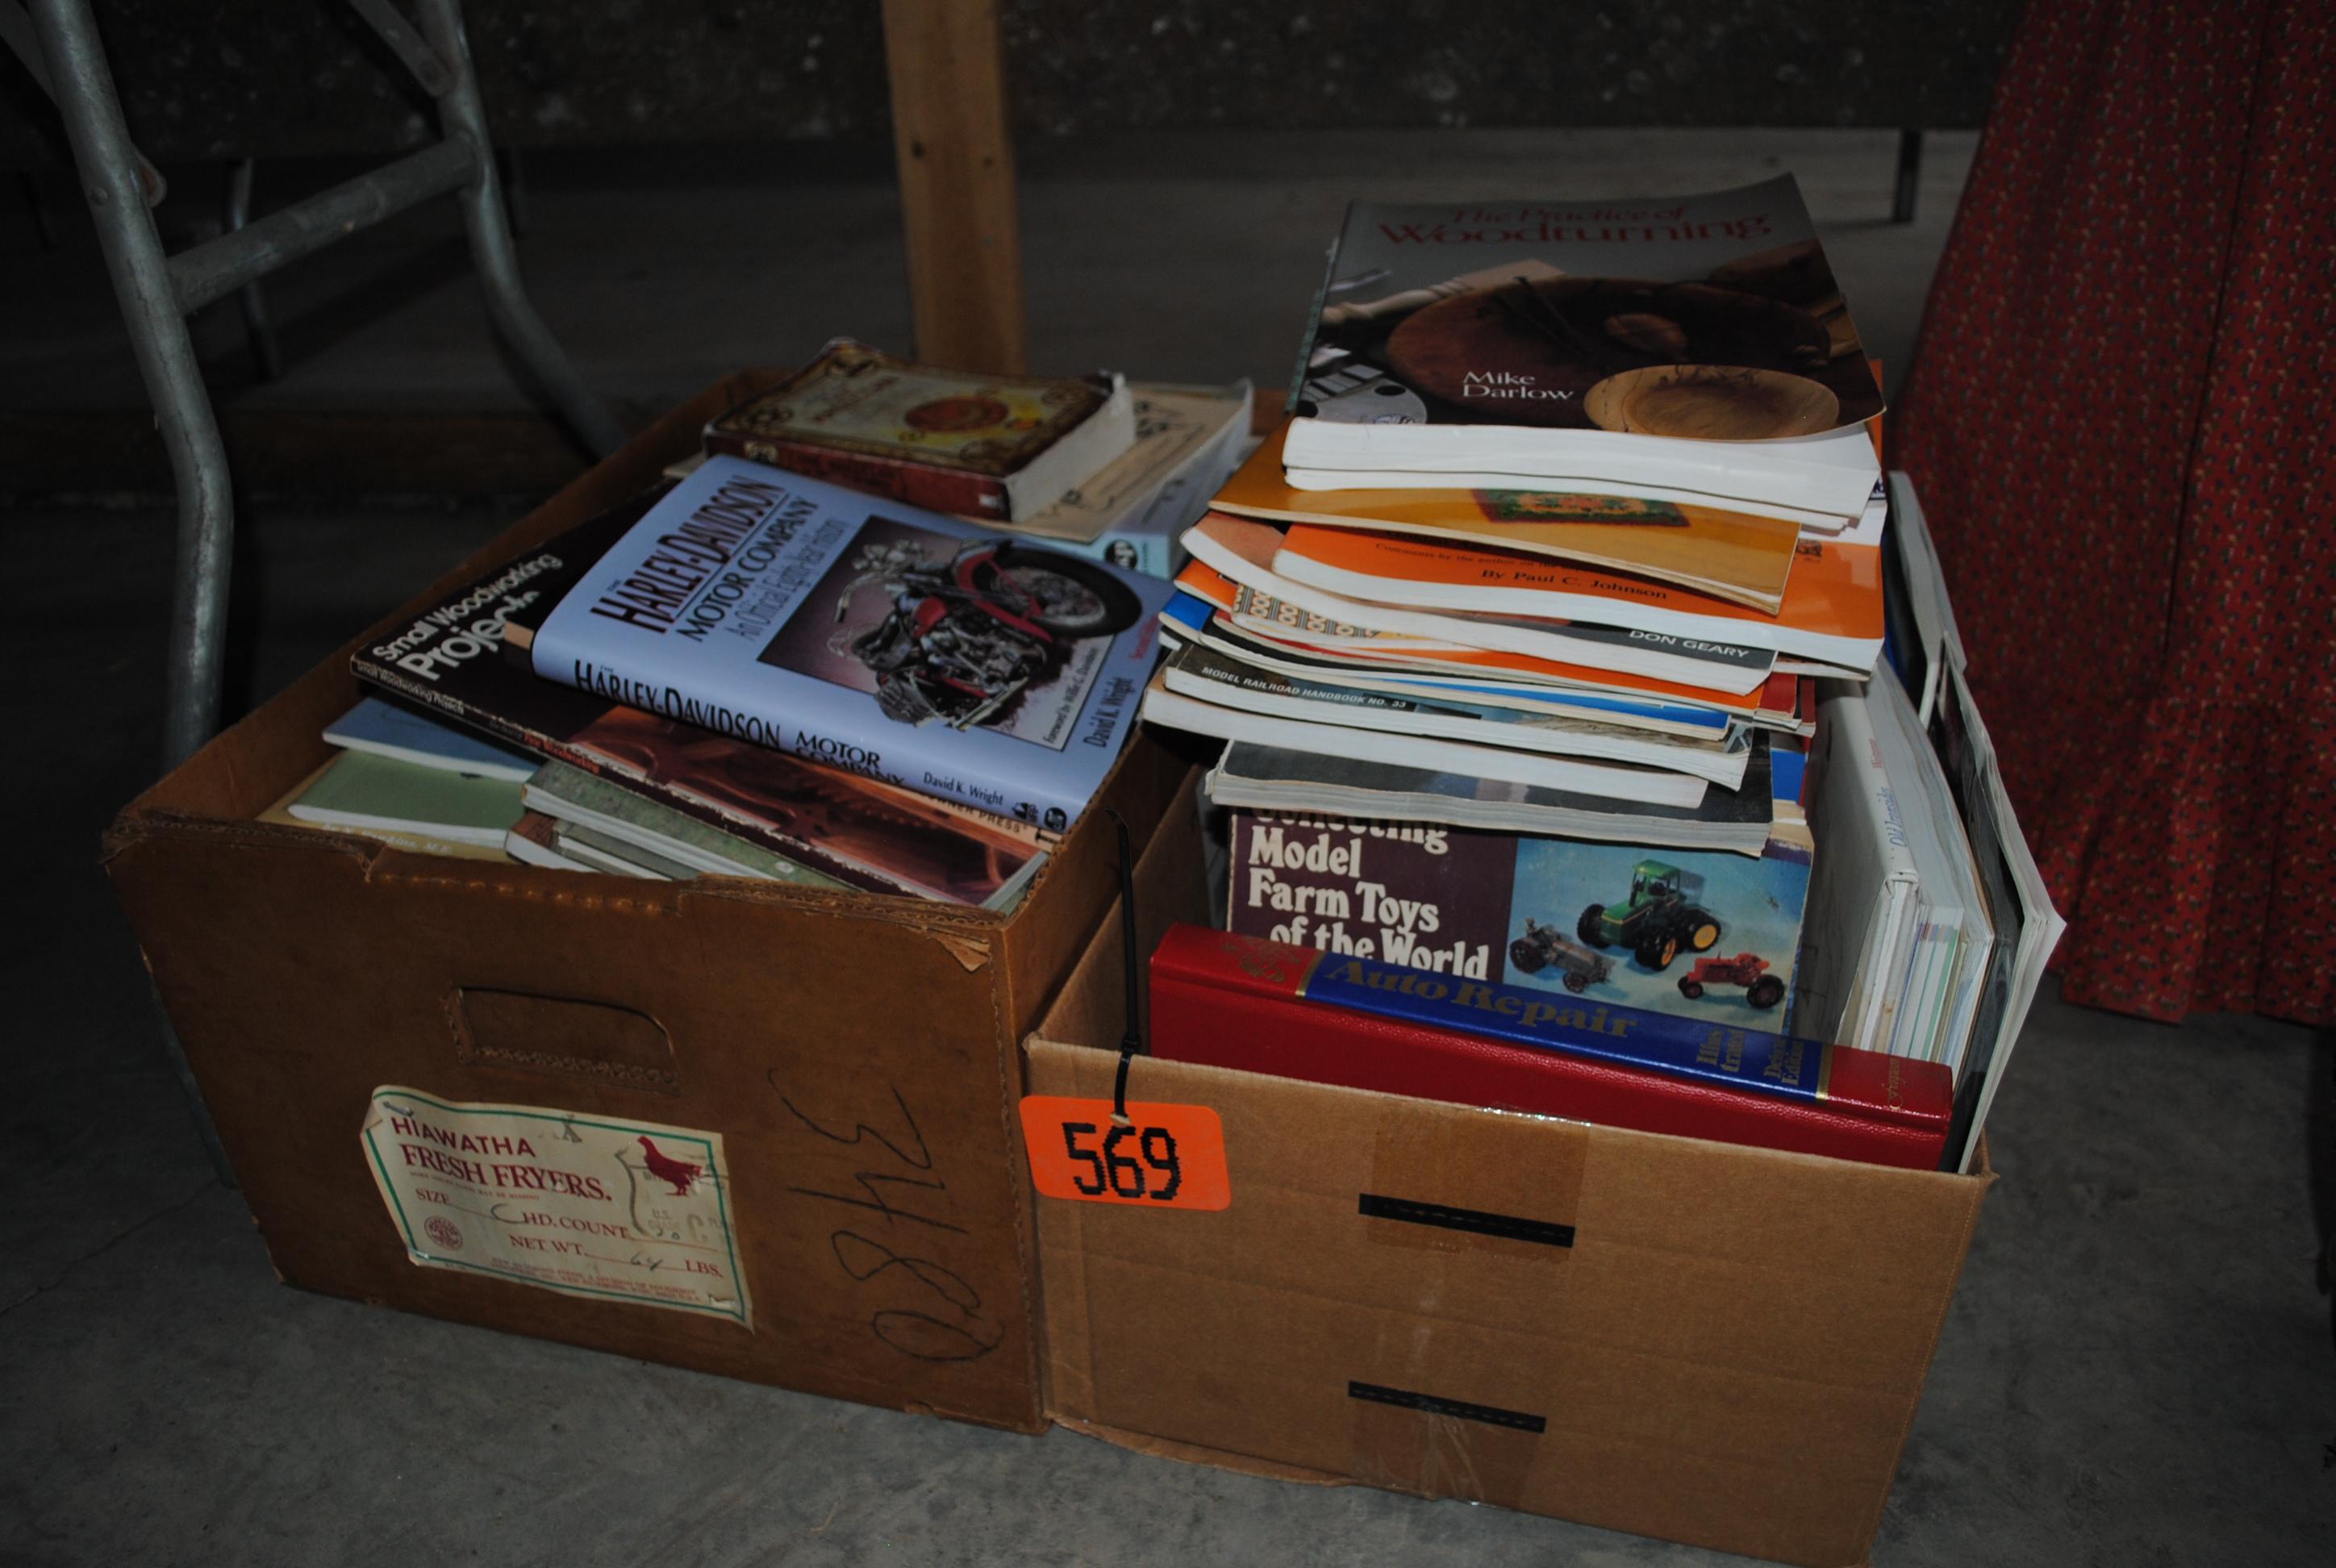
[881,0,1026,374]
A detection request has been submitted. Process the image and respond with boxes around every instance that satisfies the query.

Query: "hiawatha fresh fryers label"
[360,1086,749,1325]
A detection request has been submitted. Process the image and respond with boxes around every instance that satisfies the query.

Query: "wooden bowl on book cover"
[1383,277,1833,429]
[1584,365,1842,440]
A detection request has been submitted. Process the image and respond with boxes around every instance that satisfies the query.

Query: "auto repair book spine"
[1149,925,1952,1170]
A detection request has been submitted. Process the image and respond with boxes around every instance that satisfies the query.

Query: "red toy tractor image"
[1677,952,1787,1010]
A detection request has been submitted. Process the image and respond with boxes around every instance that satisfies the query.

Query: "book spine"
[540,646,1091,832]
[1150,926,1951,1170]
[703,430,1013,520]
[1285,232,1344,415]
[351,655,555,761]
[859,777,1062,853]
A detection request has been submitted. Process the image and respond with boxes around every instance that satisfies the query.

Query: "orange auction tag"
[1018,1096,1229,1211]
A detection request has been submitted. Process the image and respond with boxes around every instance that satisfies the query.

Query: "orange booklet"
[1170,557,1804,723]
[1215,422,1802,613]
[1272,524,1883,670]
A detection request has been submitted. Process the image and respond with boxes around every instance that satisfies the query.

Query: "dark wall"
[2,1,2018,167]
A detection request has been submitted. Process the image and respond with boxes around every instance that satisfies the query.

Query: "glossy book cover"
[351,486,1049,903]
[528,456,1172,831]
[1295,177,1883,440]
[1228,810,1812,1029]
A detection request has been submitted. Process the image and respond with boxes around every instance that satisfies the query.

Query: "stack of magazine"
[1140,177,2059,1167]
[262,347,1246,911]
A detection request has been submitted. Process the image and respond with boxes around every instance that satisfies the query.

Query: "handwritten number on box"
[1020,1097,1228,1211]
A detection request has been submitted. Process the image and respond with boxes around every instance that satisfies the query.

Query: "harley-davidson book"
[703,339,1137,522]
[1226,808,1812,1032]
[1284,177,1884,521]
[349,486,1055,906]
[522,456,1173,831]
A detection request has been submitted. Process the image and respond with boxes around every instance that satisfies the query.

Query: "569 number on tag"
[1018,1097,1229,1211]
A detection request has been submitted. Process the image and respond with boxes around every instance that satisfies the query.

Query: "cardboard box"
[104,372,1198,1434]
[1024,798,1992,1566]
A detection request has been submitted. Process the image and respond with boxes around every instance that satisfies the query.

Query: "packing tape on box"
[1345,1379,1544,1509]
[1341,1105,1575,1505]
[1360,1106,1586,1266]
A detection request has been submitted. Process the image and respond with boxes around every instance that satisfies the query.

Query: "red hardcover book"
[1149,925,1952,1170]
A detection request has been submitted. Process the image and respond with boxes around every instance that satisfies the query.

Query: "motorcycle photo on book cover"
[828,536,1143,732]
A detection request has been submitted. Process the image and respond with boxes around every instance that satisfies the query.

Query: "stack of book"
[1140,178,2058,1170]
[263,342,1248,911]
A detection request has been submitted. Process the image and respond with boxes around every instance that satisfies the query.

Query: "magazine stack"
[1140,177,2060,1171]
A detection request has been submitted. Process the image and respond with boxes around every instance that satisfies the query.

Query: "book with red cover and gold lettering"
[1149,924,1952,1170]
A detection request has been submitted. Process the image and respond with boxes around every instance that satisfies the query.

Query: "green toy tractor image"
[1575,859,1723,972]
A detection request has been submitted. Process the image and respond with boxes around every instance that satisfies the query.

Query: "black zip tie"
[1103,807,1141,1127]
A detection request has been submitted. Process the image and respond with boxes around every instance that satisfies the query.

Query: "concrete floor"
[5,131,2334,1565]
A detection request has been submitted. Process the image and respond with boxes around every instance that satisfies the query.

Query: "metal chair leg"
[1894,128,1925,224]
[30,0,237,1182]
[30,0,236,774]
[419,0,625,458]
[34,0,621,774]
[29,0,624,1187]
[225,159,283,381]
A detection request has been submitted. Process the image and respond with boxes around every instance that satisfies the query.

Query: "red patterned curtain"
[1896,0,2335,1025]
